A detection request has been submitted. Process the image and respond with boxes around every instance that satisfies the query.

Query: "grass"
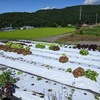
[77,25,100,36]
[56,25,100,44]
[0,27,75,40]
[56,34,100,44]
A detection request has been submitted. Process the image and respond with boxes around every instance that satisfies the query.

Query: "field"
[79,25,100,36]
[0,27,75,40]
[56,25,100,44]
[0,40,100,100]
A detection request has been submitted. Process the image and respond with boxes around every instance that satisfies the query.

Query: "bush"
[79,49,89,56]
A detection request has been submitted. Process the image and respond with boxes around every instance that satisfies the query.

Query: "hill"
[0,5,100,28]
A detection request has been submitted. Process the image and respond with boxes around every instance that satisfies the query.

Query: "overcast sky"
[0,0,100,14]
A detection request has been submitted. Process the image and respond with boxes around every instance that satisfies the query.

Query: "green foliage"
[79,49,89,56]
[66,68,72,73]
[17,71,23,75]
[11,43,23,49]
[77,26,100,36]
[85,69,99,82]
[35,43,45,49]
[0,28,74,40]
[0,5,100,28]
[49,45,60,51]
[73,45,77,48]
[61,53,66,57]
[5,42,12,47]
[0,70,16,87]
[49,44,55,50]
[24,46,30,51]
[94,95,99,100]
[37,76,42,81]
[79,30,83,35]
[0,67,7,71]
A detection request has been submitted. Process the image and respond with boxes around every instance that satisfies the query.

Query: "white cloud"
[84,0,100,5]
[41,6,55,10]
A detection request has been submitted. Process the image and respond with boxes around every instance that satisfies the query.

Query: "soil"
[36,33,100,46]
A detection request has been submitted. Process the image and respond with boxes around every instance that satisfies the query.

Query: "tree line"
[0,5,100,28]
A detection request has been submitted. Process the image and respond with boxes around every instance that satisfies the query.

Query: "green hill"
[0,5,100,28]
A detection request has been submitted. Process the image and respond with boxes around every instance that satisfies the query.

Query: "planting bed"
[0,40,100,100]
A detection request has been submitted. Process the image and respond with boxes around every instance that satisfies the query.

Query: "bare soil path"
[36,33,100,46]
[35,33,73,42]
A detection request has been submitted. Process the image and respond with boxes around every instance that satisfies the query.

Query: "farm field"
[0,40,100,100]
[56,26,100,44]
[80,25,100,36]
[0,27,75,40]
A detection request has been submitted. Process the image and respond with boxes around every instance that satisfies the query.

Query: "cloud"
[41,6,55,10]
[84,0,100,5]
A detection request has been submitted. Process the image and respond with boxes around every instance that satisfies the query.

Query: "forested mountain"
[0,5,100,28]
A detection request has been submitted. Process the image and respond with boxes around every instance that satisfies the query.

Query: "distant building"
[20,26,34,30]
[1,26,18,32]
[1,27,13,31]
[67,24,72,27]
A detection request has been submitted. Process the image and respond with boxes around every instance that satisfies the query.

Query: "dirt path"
[36,33,73,42]
[35,33,100,45]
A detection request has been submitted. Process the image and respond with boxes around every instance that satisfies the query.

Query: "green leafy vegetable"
[79,49,89,56]
[85,69,98,82]
[66,68,72,73]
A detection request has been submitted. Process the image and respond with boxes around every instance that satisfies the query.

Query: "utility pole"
[79,6,82,21]
[96,13,98,24]
[76,6,82,30]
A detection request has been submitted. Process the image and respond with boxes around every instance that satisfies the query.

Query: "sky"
[0,0,100,14]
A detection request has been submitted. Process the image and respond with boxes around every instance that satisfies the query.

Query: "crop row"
[73,44,100,51]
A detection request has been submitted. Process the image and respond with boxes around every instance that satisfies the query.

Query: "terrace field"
[0,27,75,40]
[56,25,100,44]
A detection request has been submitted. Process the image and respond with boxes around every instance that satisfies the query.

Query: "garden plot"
[0,66,98,100]
[0,41,100,100]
